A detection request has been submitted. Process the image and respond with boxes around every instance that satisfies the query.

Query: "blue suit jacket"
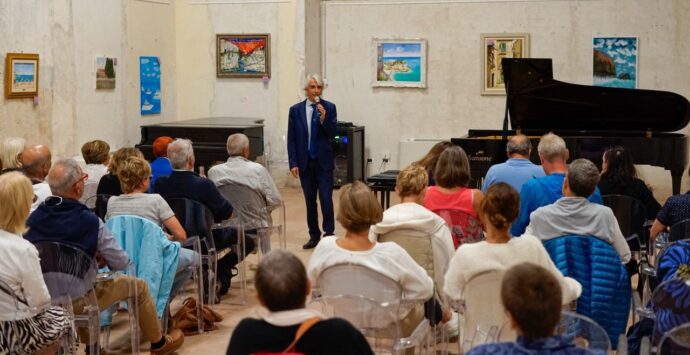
[287,99,337,172]
[155,170,233,222]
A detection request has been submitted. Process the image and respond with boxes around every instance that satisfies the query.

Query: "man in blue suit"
[288,74,337,249]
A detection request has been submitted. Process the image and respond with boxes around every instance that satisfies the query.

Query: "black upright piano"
[452,58,690,194]
[136,117,264,172]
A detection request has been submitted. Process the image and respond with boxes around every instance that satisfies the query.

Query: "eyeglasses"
[73,173,89,187]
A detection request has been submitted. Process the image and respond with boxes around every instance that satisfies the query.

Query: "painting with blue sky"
[140,56,161,115]
[593,37,637,89]
[374,39,426,88]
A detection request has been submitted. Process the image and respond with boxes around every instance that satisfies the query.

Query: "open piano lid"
[502,58,690,132]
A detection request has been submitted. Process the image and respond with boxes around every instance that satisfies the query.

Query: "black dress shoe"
[302,240,319,249]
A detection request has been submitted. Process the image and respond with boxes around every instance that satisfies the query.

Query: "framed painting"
[481,33,529,95]
[96,56,117,90]
[140,56,161,115]
[373,39,427,88]
[216,34,270,78]
[593,36,637,89]
[5,53,39,99]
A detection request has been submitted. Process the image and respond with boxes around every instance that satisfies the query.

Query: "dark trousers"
[211,227,256,283]
[300,158,335,241]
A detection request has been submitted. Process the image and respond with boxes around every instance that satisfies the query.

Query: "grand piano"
[136,117,264,172]
[452,58,690,194]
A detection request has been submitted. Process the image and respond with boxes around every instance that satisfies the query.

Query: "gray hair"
[303,73,324,90]
[226,133,249,157]
[567,159,600,197]
[47,159,82,196]
[537,133,567,162]
[167,139,194,170]
[1,137,26,169]
[255,249,308,311]
[506,134,532,156]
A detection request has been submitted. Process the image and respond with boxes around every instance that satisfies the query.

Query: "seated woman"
[81,140,110,185]
[307,181,433,319]
[444,183,581,304]
[423,146,483,248]
[96,147,144,196]
[105,156,197,298]
[1,137,25,174]
[412,140,454,186]
[0,172,72,355]
[599,146,661,219]
[468,263,594,355]
[149,136,174,193]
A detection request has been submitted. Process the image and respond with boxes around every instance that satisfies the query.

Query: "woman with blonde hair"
[0,172,72,354]
[1,137,26,174]
[96,147,144,196]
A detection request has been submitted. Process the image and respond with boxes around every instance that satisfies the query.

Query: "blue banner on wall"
[140,56,161,115]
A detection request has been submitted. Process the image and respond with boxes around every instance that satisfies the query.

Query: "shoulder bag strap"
[282,317,321,353]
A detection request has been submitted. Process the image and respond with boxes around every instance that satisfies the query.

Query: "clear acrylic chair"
[555,311,611,353]
[99,262,140,354]
[603,194,650,264]
[434,209,484,248]
[35,241,100,354]
[311,263,433,354]
[652,219,690,267]
[448,269,508,354]
[656,323,690,354]
[377,228,448,354]
[80,180,100,209]
[638,239,690,311]
[166,197,219,306]
[86,193,113,219]
[634,277,690,348]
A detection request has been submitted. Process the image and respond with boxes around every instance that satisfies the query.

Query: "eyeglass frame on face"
[73,172,89,187]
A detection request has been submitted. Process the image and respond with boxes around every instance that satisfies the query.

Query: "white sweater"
[369,202,455,291]
[307,236,433,302]
[443,233,581,305]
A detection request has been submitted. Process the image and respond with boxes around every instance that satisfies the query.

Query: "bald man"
[481,134,544,194]
[21,144,52,212]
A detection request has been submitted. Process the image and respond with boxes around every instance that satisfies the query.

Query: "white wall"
[322,0,690,196]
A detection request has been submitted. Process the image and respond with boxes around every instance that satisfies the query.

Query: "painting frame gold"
[216,34,271,78]
[480,33,529,96]
[5,53,39,99]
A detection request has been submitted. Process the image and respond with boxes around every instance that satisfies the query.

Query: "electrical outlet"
[382,151,390,162]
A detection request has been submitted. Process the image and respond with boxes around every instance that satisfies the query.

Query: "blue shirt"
[481,158,545,193]
[511,173,603,236]
[656,191,690,227]
[149,157,172,193]
[468,335,597,355]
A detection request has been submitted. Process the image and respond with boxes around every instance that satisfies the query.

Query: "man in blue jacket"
[287,74,338,249]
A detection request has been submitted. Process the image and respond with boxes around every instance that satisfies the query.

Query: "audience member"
[423,146,484,248]
[468,263,594,355]
[155,138,254,297]
[97,147,144,196]
[24,159,184,354]
[370,165,454,290]
[511,133,603,236]
[444,183,581,304]
[525,159,631,263]
[227,250,373,355]
[650,167,690,239]
[0,172,72,355]
[1,137,26,174]
[481,134,544,193]
[20,144,52,212]
[208,133,282,253]
[149,136,174,192]
[105,156,197,297]
[413,140,454,186]
[308,181,433,317]
[80,140,110,184]
[599,146,661,219]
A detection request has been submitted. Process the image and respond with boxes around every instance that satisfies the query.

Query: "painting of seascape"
[5,53,39,99]
[593,37,637,89]
[374,39,427,88]
[140,56,161,115]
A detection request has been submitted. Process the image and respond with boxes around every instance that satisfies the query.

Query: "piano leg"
[672,169,684,195]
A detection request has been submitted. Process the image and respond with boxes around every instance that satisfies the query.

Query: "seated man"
[24,159,184,354]
[155,138,255,296]
[468,263,595,355]
[525,159,631,263]
[208,133,283,253]
[650,166,690,240]
[481,134,544,194]
[226,249,373,355]
[20,143,52,212]
[511,133,603,236]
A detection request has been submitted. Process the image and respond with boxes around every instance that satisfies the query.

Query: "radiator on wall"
[398,138,443,170]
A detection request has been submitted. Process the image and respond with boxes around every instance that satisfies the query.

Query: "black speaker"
[332,124,365,188]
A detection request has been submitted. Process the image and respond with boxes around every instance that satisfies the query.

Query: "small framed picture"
[373,39,427,88]
[593,36,637,89]
[480,33,529,95]
[5,53,39,99]
[216,34,270,78]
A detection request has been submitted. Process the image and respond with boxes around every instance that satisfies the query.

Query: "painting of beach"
[374,39,427,88]
[593,37,637,89]
[96,56,116,90]
[5,53,39,99]
[217,34,270,78]
[140,56,161,115]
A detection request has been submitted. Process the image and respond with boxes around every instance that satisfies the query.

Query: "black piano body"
[453,58,690,194]
[136,117,264,172]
